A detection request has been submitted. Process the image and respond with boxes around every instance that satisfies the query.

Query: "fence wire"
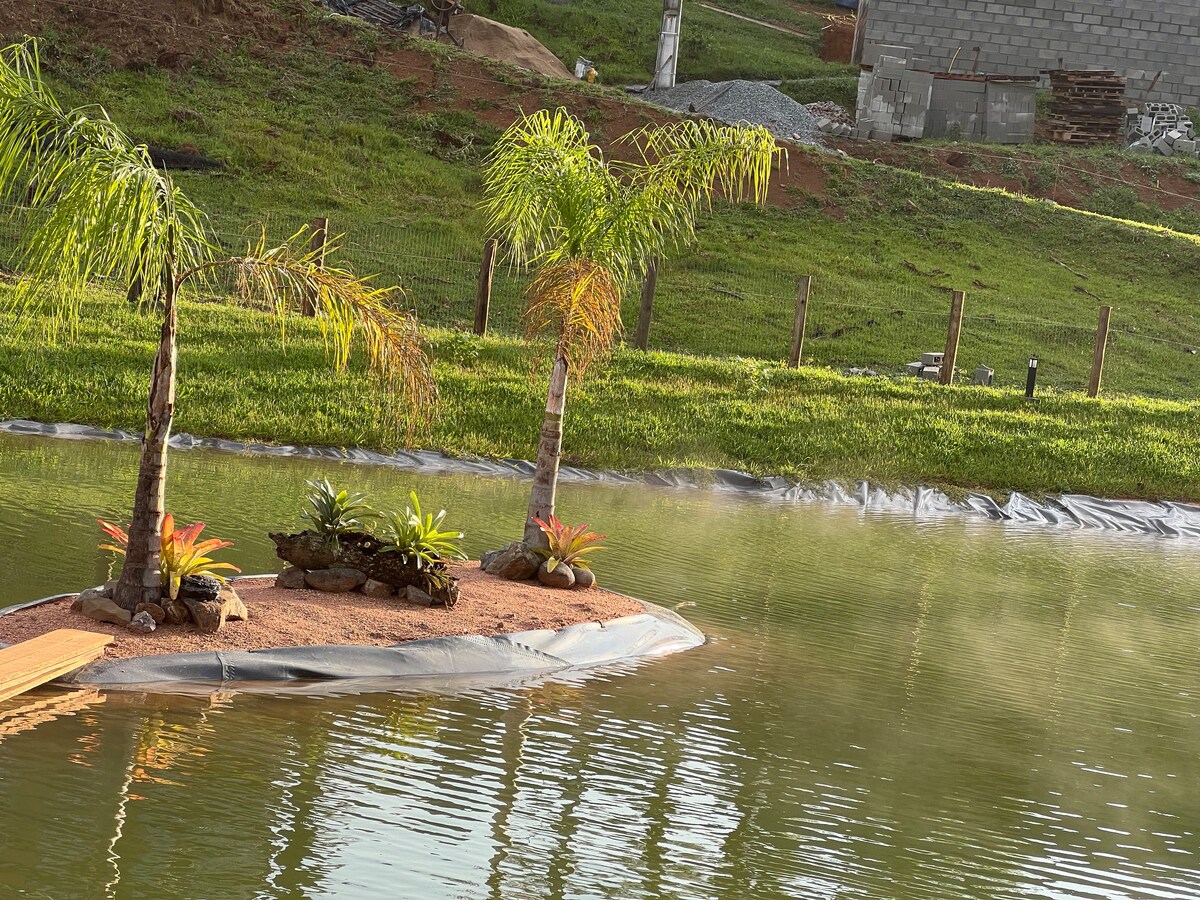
[0,202,1196,401]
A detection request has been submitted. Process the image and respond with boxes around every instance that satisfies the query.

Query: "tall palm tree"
[481,108,780,546]
[0,39,436,609]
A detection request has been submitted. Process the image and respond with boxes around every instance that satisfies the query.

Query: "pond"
[1,433,1199,899]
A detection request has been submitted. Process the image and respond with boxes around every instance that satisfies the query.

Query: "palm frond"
[0,38,211,331]
[523,259,622,374]
[181,228,437,433]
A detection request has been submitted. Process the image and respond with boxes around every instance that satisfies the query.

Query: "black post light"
[1025,355,1038,399]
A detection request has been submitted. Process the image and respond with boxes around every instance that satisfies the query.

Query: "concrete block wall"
[862,0,1200,107]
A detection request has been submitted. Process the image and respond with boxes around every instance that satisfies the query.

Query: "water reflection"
[0,435,1199,898]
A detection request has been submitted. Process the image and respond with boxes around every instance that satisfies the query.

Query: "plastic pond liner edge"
[3,418,1199,540]
[0,578,707,691]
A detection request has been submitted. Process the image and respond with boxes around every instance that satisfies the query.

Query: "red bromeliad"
[99,514,241,600]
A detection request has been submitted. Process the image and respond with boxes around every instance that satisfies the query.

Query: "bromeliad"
[532,515,605,575]
[99,515,241,600]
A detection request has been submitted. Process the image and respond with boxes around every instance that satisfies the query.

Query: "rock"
[78,595,132,626]
[219,585,248,622]
[537,559,575,589]
[479,549,501,570]
[72,585,112,612]
[304,567,368,593]
[429,579,461,608]
[275,566,307,589]
[134,603,167,625]
[184,598,225,634]
[178,574,222,603]
[570,566,596,589]
[162,599,190,626]
[482,542,541,581]
[404,584,435,605]
[362,579,394,599]
[128,611,157,634]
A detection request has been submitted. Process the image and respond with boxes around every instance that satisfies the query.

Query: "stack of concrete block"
[815,118,854,137]
[905,351,944,380]
[855,56,934,142]
[983,80,1037,144]
[927,77,986,140]
[1126,102,1198,157]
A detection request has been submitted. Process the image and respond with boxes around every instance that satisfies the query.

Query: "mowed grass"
[25,51,1200,401]
[0,293,1195,502]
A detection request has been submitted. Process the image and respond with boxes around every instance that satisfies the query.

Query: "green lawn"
[0,293,1195,502]
[19,49,1198,403]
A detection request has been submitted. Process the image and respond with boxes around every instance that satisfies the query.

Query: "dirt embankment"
[1,0,836,211]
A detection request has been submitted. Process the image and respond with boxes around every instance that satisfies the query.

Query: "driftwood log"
[268,531,459,605]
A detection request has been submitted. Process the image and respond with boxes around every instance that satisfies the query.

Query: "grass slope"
[0,294,1195,501]
[28,48,1200,401]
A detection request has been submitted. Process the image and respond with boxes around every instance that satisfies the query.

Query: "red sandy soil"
[0,564,643,660]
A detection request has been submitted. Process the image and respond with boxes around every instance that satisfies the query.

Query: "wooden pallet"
[0,630,113,703]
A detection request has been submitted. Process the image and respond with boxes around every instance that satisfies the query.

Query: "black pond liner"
[0,582,706,692]
[3,419,1200,539]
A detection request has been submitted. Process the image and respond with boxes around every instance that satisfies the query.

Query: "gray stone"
[570,565,596,589]
[72,582,118,611]
[304,567,368,593]
[178,574,222,603]
[537,560,576,589]
[404,584,435,605]
[162,598,190,626]
[134,603,167,625]
[362,578,394,599]
[479,549,501,570]
[78,595,132,626]
[219,585,248,622]
[128,611,157,634]
[184,598,225,634]
[482,542,541,581]
[275,566,308,589]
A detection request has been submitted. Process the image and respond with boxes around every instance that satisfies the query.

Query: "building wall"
[861,0,1200,107]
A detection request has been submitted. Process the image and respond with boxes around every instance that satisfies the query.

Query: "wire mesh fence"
[0,200,1196,402]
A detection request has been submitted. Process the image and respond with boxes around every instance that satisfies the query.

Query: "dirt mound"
[448,14,571,79]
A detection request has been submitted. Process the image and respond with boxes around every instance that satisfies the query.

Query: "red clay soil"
[0,564,644,660]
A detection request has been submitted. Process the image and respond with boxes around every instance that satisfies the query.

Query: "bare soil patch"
[0,564,643,660]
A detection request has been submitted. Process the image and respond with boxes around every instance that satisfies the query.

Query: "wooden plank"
[0,630,113,703]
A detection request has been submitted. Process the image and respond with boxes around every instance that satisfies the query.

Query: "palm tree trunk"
[523,354,568,548]
[113,275,178,610]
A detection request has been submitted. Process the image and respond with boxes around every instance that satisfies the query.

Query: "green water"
[1,433,1199,899]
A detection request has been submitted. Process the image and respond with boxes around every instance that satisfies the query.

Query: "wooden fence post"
[475,239,497,336]
[788,275,811,368]
[940,289,965,385]
[634,258,657,351]
[302,215,328,317]
[1088,305,1112,398]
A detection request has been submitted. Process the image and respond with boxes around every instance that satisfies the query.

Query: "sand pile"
[452,14,571,79]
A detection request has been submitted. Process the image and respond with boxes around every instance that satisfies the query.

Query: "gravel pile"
[644,79,823,146]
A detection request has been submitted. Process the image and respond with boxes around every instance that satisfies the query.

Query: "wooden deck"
[0,629,113,703]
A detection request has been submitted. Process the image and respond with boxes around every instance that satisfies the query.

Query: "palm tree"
[0,39,436,610]
[481,108,779,546]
